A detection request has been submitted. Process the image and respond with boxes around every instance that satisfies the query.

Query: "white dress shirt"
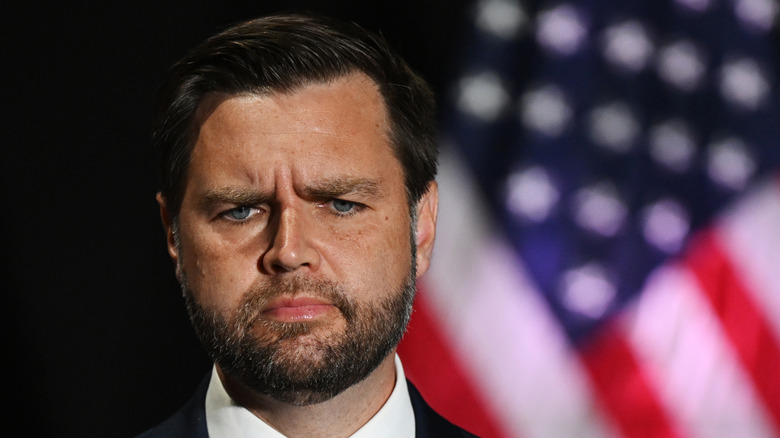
[205,354,415,437]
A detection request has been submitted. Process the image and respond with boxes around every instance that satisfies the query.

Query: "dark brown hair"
[153,14,437,219]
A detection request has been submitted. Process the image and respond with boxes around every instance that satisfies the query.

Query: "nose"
[261,205,320,274]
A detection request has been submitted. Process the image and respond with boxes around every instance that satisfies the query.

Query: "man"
[139,13,476,438]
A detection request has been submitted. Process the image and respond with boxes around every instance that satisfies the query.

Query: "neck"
[217,353,397,437]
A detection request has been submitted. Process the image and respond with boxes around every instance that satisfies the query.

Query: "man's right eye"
[223,206,258,221]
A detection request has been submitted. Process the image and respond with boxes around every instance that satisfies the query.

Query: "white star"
[719,57,770,111]
[656,39,708,92]
[601,20,655,72]
[648,119,697,173]
[587,101,641,153]
[707,136,756,191]
[476,0,528,39]
[734,0,779,33]
[573,182,628,237]
[456,71,510,122]
[519,84,573,136]
[560,263,616,318]
[536,4,589,56]
[642,199,690,254]
[674,0,713,12]
[506,166,561,222]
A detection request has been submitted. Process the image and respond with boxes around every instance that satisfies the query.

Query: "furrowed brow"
[303,178,384,200]
[198,187,272,209]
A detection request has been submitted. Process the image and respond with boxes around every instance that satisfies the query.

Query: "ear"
[156,192,180,268]
[414,182,439,279]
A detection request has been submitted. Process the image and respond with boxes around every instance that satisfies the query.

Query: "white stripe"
[623,264,776,438]
[424,147,619,438]
[715,178,780,343]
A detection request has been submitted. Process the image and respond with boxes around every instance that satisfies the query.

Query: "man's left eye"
[224,206,258,221]
[331,199,356,213]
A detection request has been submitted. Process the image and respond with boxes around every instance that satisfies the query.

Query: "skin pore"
[157,73,438,436]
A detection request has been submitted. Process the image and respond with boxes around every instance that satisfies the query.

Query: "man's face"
[158,73,437,405]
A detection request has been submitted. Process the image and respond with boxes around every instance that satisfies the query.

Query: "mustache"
[235,275,356,329]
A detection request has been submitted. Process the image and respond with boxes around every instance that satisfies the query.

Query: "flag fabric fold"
[398,0,780,436]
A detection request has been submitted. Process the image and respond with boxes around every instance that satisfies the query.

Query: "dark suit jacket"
[136,377,477,437]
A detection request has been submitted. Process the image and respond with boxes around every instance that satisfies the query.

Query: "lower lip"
[262,304,336,322]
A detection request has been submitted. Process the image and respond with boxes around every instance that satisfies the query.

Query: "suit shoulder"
[407,380,480,438]
[135,377,210,438]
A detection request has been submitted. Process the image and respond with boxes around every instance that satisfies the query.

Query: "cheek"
[178,225,259,310]
[329,216,413,294]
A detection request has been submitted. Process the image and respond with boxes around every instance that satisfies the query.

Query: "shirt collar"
[205,354,415,437]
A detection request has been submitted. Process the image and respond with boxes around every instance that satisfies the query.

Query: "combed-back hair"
[153,14,437,219]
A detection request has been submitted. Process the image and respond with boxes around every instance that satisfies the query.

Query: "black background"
[1,2,472,436]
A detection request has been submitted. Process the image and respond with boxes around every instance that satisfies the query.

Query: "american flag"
[396,0,780,436]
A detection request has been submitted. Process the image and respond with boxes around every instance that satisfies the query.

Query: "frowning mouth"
[260,296,338,322]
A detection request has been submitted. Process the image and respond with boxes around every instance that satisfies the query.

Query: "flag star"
[456,71,510,122]
[476,0,528,39]
[506,166,560,222]
[573,181,628,237]
[601,20,655,73]
[536,3,589,56]
[519,83,573,136]
[707,136,757,191]
[656,39,708,92]
[560,262,617,318]
[719,57,770,111]
[674,0,713,12]
[648,119,698,173]
[587,101,641,153]
[734,0,779,33]
[641,199,690,254]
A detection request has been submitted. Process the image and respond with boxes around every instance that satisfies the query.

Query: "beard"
[180,263,416,406]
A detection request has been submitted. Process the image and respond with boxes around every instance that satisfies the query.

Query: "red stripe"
[580,326,682,438]
[684,230,780,431]
[398,287,511,438]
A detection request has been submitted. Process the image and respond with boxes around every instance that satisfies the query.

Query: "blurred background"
[4,1,780,437]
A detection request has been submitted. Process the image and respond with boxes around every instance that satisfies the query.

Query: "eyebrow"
[302,177,384,200]
[198,187,273,210]
[196,177,384,209]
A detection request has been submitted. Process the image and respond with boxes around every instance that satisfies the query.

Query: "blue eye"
[332,199,356,213]
[226,206,255,221]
